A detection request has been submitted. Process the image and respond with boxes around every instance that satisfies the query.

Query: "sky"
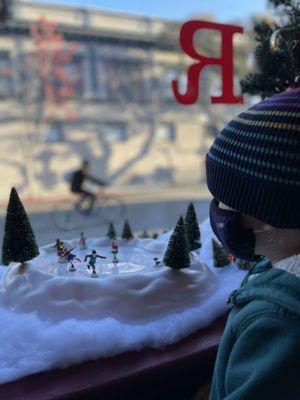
[32,0,270,22]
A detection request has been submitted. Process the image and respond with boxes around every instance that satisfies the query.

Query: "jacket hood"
[228,268,300,317]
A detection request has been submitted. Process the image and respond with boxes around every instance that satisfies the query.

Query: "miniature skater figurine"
[111,239,119,263]
[56,239,69,263]
[54,239,65,257]
[78,232,87,250]
[84,249,107,277]
[63,248,81,271]
[153,257,162,267]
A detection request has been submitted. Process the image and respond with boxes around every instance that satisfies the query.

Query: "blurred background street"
[0,0,267,246]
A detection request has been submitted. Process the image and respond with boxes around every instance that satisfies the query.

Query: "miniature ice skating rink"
[0,218,246,384]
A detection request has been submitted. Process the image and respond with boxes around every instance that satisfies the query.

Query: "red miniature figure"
[111,239,119,263]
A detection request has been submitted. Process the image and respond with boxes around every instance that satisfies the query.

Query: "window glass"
[0,51,13,97]
[155,123,175,141]
[100,123,127,142]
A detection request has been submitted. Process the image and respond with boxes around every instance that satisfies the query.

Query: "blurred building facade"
[0,1,250,201]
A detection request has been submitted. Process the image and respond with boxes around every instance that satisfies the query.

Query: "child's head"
[206,88,300,263]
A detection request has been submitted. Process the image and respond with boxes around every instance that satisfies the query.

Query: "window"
[99,57,146,102]
[100,123,127,142]
[155,123,176,142]
[43,123,65,143]
[17,51,85,100]
[0,52,13,98]
[62,54,85,97]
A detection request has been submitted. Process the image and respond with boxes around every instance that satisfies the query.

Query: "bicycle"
[52,189,126,231]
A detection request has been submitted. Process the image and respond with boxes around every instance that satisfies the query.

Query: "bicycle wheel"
[97,195,126,224]
[52,204,81,231]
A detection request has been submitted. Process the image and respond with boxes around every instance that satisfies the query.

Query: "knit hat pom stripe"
[244,109,300,118]
[233,116,300,132]
[206,87,300,229]
[223,122,299,148]
[240,110,300,125]
[207,150,300,185]
[216,129,300,161]
[211,140,300,175]
[255,103,300,111]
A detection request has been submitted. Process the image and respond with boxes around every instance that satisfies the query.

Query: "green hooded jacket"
[209,260,300,400]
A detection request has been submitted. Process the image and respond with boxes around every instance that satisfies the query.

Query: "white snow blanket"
[0,218,246,384]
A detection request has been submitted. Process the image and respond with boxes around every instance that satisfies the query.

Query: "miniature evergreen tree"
[212,238,230,268]
[121,219,134,240]
[163,216,190,270]
[184,202,201,251]
[237,259,252,270]
[2,187,39,265]
[107,222,117,240]
[139,229,149,238]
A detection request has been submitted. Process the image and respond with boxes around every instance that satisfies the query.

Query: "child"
[205,87,300,399]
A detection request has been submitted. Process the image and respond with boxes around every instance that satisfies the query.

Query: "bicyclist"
[70,160,106,213]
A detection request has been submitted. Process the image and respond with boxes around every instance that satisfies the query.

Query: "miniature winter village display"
[0,192,247,385]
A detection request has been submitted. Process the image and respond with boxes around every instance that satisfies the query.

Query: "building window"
[43,123,65,143]
[100,123,127,142]
[18,52,85,100]
[155,123,176,142]
[0,52,13,98]
[62,54,85,97]
[99,58,146,102]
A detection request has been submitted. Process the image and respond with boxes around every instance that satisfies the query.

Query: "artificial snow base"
[0,218,246,384]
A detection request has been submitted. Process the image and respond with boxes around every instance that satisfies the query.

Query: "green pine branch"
[241,1,300,97]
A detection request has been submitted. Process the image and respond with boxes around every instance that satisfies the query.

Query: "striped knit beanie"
[206,87,300,229]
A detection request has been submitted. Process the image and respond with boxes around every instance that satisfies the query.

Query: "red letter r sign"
[172,21,244,105]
